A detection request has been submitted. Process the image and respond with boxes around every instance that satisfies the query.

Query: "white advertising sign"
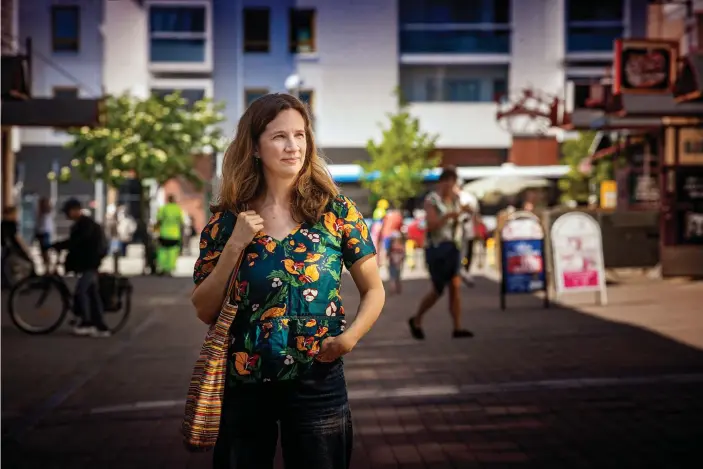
[550,212,607,305]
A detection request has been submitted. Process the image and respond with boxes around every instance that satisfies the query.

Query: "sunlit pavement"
[2,267,703,468]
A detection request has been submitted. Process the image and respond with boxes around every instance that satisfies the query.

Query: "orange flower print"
[201,262,215,274]
[283,259,305,275]
[315,326,328,337]
[305,319,317,327]
[307,340,320,357]
[259,305,287,320]
[247,253,259,266]
[204,250,221,261]
[345,201,361,223]
[356,221,369,240]
[199,238,207,249]
[234,352,259,375]
[293,243,307,253]
[324,212,344,237]
[305,253,323,263]
[257,235,276,253]
[210,223,220,239]
[299,264,320,284]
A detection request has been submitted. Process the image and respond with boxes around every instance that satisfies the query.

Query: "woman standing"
[191,93,385,469]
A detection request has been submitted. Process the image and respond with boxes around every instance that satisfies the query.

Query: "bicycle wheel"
[102,279,132,334]
[8,275,70,334]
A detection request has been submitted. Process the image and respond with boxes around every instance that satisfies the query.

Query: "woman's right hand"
[225,210,264,253]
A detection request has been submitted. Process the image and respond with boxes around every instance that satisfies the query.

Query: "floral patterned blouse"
[193,194,376,385]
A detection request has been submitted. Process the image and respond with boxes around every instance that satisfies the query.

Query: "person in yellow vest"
[156,194,184,276]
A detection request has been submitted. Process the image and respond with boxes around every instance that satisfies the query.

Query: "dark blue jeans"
[214,360,353,469]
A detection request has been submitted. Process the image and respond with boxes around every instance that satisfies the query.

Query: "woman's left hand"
[316,333,357,363]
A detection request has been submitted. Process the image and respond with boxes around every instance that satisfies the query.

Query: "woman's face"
[257,109,307,181]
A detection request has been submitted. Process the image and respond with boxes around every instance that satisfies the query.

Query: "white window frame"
[146,0,213,73]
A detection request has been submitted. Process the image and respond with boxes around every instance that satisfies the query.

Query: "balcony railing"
[400,29,510,54]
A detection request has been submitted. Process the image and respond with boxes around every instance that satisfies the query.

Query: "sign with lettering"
[550,212,608,305]
[614,39,679,95]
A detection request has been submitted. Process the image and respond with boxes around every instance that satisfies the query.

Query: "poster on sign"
[550,212,607,305]
[500,211,548,310]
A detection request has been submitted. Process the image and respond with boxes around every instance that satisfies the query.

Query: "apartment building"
[14,0,650,222]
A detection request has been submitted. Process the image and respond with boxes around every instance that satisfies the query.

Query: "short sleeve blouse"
[193,194,376,384]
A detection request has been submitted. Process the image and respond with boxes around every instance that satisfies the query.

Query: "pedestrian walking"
[190,93,385,469]
[156,194,183,276]
[408,166,474,340]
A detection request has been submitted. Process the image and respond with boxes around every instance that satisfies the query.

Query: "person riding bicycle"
[51,199,111,338]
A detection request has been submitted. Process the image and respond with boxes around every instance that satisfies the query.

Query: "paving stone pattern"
[2,273,703,468]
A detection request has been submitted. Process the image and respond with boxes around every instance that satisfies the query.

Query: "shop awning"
[673,52,703,103]
[1,98,103,127]
[610,93,703,117]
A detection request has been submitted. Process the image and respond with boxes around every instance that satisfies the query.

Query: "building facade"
[14,0,649,225]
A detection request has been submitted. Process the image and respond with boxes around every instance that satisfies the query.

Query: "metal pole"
[95,164,104,223]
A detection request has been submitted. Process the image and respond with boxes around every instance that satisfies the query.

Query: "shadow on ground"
[2,275,703,468]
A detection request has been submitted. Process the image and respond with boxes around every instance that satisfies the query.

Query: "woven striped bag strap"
[220,211,245,315]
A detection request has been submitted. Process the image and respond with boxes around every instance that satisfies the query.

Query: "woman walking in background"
[408,166,474,340]
[191,93,385,468]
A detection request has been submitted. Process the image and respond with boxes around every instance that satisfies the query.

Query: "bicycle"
[7,257,133,335]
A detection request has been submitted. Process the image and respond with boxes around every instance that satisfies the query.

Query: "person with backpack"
[51,198,111,338]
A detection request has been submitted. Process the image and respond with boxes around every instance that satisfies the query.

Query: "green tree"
[558,131,597,204]
[359,90,441,209]
[52,91,227,260]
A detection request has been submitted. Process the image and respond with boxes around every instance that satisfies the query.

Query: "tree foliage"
[52,92,227,189]
[360,90,441,209]
[558,131,597,204]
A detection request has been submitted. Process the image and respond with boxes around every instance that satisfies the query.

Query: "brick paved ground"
[2,269,703,468]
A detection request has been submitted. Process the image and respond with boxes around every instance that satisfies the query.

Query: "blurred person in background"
[457,188,479,287]
[52,198,110,337]
[387,231,406,295]
[155,194,183,276]
[408,166,474,340]
[34,197,54,273]
[2,206,34,287]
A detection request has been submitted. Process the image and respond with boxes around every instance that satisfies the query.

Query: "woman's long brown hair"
[211,93,339,224]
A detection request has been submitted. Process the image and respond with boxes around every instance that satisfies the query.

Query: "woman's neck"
[258,175,296,209]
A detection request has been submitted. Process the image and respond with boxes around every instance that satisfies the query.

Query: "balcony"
[400,29,510,54]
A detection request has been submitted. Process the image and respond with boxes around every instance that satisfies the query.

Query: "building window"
[492,78,507,102]
[401,65,507,102]
[244,8,270,53]
[150,6,207,63]
[566,0,624,53]
[399,0,511,54]
[244,89,269,107]
[298,89,314,107]
[151,88,206,107]
[289,9,316,53]
[51,6,80,52]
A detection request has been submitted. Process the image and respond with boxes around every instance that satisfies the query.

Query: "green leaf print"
[328,289,339,301]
